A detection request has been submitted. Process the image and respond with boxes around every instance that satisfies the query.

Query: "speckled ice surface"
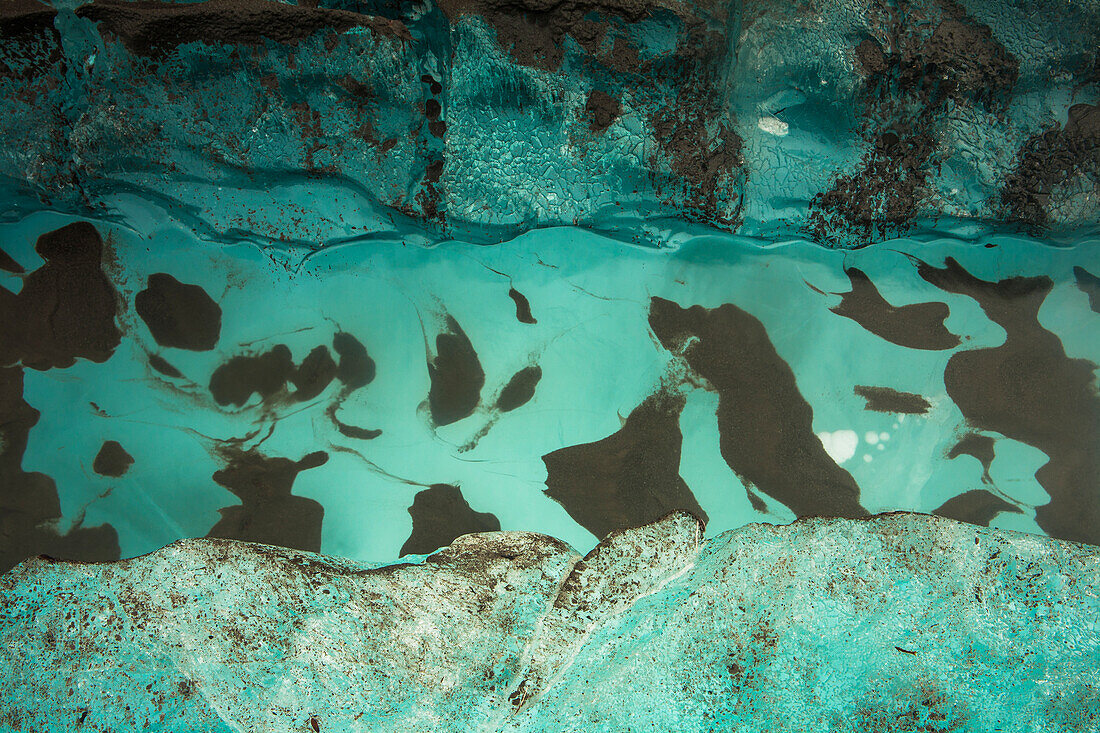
[1,0,1099,248]
[2,0,1100,572]
[2,513,1098,732]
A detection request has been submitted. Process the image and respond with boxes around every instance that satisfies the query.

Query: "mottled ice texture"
[2,0,1099,576]
[1,512,1098,731]
[0,0,1097,247]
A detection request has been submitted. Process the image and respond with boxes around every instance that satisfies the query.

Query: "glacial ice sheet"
[0,0,1097,247]
[1,0,1099,608]
[1,209,1099,573]
[1,512,1098,732]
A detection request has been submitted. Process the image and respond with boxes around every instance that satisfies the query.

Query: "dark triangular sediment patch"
[542,389,707,540]
[649,296,867,519]
[400,484,500,556]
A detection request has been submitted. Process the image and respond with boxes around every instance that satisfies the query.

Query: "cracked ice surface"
[0,0,1097,248]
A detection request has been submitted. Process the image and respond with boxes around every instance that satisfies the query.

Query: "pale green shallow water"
[3,203,1097,566]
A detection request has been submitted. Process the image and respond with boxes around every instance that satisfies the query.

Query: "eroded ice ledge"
[1,512,1098,731]
[1,0,1097,248]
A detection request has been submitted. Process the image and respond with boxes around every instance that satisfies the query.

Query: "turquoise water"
[1,0,1098,570]
[3,202,1097,567]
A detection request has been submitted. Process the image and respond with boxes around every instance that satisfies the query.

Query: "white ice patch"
[758,116,789,136]
[818,430,858,464]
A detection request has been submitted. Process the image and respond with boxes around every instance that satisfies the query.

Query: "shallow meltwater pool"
[3,206,1097,571]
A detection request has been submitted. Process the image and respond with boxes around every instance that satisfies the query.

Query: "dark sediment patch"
[433,0,648,72]
[0,222,121,371]
[416,156,447,222]
[290,345,337,402]
[584,90,621,133]
[1074,266,1100,313]
[0,367,120,573]
[425,159,444,184]
[807,131,937,244]
[148,354,183,378]
[645,21,745,228]
[0,248,23,274]
[209,344,295,407]
[92,440,133,477]
[651,94,742,225]
[509,287,536,324]
[0,0,58,37]
[916,256,1100,545]
[427,316,484,426]
[134,273,222,351]
[0,224,121,571]
[399,484,500,556]
[326,404,381,440]
[75,0,409,58]
[810,1,1017,244]
[207,448,328,552]
[934,489,1020,527]
[828,267,960,350]
[333,420,382,440]
[923,10,1019,104]
[422,74,442,95]
[542,389,707,540]
[648,296,867,519]
[212,336,365,408]
[1001,103,1099,227]
[854,385,932,414]
[605,34,639,73]
[0,0,62,82]
[497,365,541,412]
[337,74,374,105]
[947,433,996,484]
[333,332,375,389]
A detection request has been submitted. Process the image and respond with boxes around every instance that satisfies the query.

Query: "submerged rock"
[1,512,1097,731]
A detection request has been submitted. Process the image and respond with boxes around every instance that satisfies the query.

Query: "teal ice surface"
[1,0,1097,247]
[1,513,1098,732]
[3,205,1098,565]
